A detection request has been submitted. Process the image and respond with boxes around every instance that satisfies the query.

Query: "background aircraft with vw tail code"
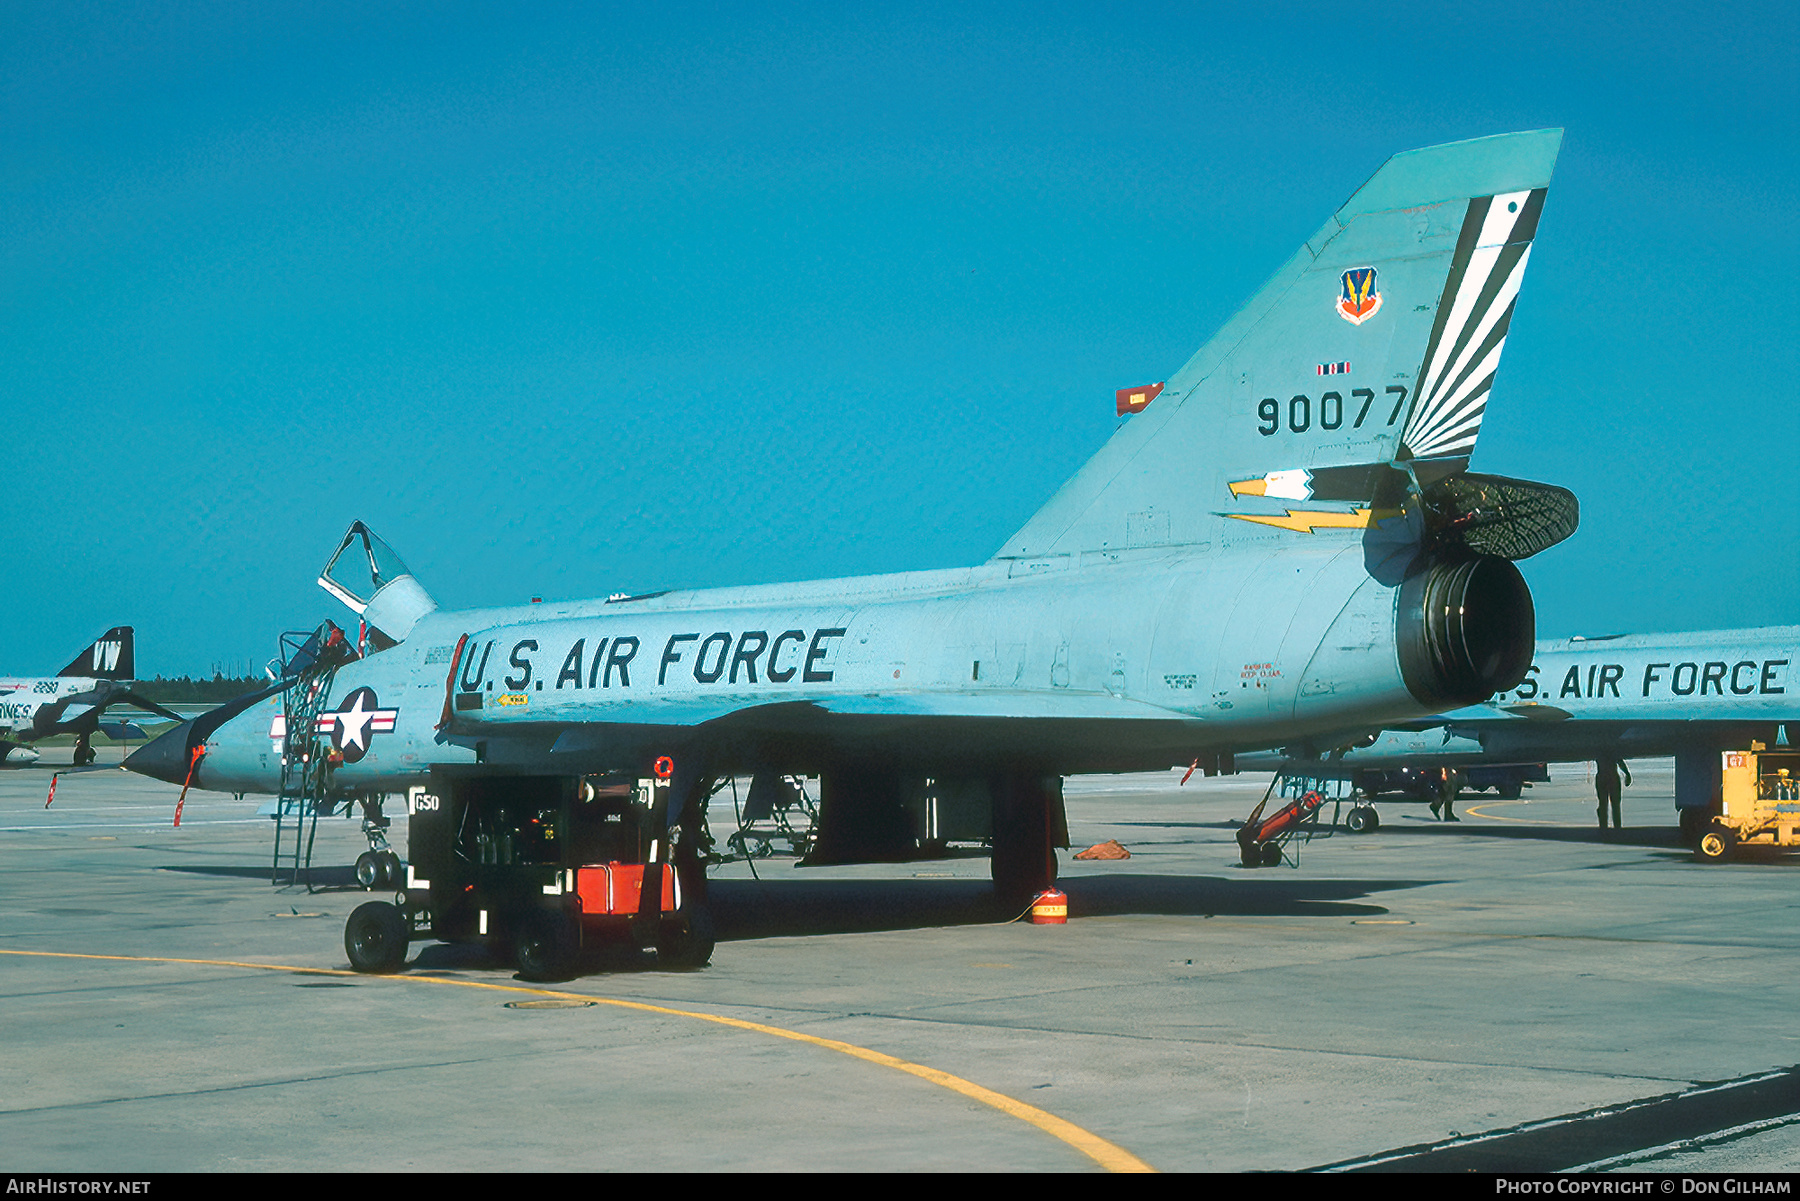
[1,627,186,765]
[128,129,1577,966]
[1238,627,1799,837]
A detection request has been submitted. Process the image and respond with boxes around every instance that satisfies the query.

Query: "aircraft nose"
[124,721,196,786]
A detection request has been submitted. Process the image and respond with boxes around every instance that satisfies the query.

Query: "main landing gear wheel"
[355,852,381,889]
[1695,825,1737,865]
[345,901,408,973]
[655,907,717,969]
[1345,806,1380,834]
[989,775,1060,904]
[1679,808,1709,847]
[377,851,402,887]
[515,910,579,981]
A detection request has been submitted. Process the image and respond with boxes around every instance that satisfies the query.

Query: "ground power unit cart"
[1695,743,1800,864]
[344,768,715,979]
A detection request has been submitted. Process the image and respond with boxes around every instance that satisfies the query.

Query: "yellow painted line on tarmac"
[1461,800,1568,825]
[0,948,1154,1173]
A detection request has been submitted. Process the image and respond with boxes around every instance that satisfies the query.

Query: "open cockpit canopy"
[318,521,438,647]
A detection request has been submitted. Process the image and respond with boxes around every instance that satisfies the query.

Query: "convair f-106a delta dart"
[129,130,1577,969]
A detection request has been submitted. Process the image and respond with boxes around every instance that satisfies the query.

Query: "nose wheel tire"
[356,850,404,889]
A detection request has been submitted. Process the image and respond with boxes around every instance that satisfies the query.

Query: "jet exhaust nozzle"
[1397,555,1534,709]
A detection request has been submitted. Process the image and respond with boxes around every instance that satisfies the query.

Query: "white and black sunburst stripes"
[1399,188,1547,462]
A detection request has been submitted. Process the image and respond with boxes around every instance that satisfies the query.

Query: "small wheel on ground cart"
[656,907,717,969]
[515,909,579,981]
[345,901,409,973]
[1695,825,1737,865]
[1260,842,1283,867]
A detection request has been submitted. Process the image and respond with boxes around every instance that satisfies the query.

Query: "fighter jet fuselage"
[158,540,1535,796]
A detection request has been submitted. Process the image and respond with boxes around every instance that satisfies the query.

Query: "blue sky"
[2,2,1795,675]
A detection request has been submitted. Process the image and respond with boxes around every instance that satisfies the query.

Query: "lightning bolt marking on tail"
[1223,508,1398,534]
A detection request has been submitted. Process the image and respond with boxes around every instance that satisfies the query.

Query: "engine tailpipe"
[1397,555,1534,710]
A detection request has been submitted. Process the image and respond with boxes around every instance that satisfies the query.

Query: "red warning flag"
[1115,382,1164,416]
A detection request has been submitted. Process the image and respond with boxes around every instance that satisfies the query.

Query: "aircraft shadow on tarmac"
[1262,811,1800,866]
[155,863,1431,940]
[1247,811,1798,864]
[387,873,1440,979]
[1342,814,1696,850]
[1111,812,1706,854]
[1115,812,1685,848]
[157,863,361,889]
[701,873,1430,940]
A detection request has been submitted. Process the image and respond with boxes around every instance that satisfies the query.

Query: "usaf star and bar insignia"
[268,687,399,764]
[315,687,399,762]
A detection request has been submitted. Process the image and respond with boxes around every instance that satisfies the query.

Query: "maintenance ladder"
[267,624,358,889]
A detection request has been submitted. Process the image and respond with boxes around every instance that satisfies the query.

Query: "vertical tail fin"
[1399,187,1547,462]
[59,627,134,680]
[995,129,1562,560]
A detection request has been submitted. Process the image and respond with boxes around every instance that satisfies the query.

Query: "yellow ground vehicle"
[1695,743,1800,863]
